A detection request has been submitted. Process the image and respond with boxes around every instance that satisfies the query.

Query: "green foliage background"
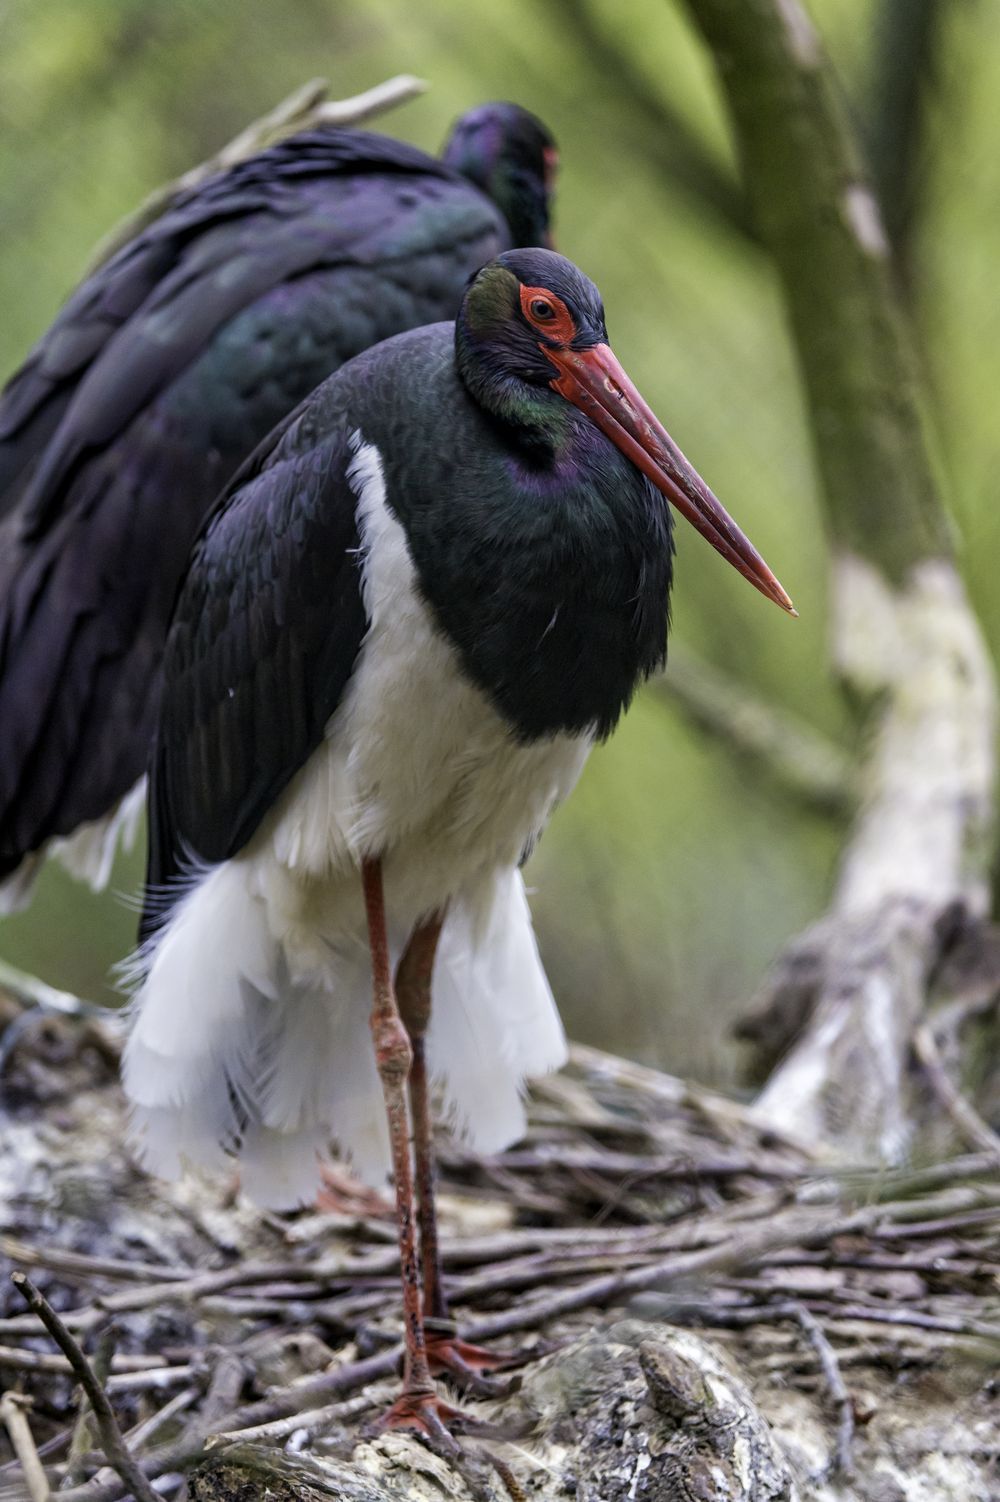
[0,0,995,1082]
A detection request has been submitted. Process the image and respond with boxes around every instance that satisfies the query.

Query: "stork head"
[456,249,795,615]
[442,103,558,249]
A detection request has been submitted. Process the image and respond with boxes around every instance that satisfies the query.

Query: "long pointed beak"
[544,343,796,615]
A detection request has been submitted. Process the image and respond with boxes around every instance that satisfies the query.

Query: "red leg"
[396,914,520,1396]
[394,915,445,1319]
[360,860,465,1445]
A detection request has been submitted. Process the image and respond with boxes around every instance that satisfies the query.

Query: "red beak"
[543,343,796,615]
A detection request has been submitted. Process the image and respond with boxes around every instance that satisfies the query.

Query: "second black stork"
[0,102,556,910]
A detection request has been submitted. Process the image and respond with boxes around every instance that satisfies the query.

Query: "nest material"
[0,999,997,1500]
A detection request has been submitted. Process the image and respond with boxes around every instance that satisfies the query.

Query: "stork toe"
[426,1323,524,1397]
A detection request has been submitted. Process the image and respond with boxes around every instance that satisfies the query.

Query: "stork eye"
[519,284,576,342]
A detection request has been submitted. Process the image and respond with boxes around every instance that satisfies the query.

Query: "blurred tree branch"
[677,0,997,1159]
[866,0,943,286]
[656,646,856,818]
[552,0,753,240]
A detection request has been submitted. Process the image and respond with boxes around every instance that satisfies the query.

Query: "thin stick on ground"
[56,1349,403,1502]
[122,1388,200,1454]
[210,1388,390,1446]
[64,1323,118,1490]
[786,1303,855,1479]
[911,1022,1000,1161]
[0,1392,50,1502]
[11,1274,159,1502]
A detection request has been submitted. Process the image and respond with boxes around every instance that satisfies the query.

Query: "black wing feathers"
[0,125,501,534]
[143,415,368,937]
[7,131,499,539]
[0,417,227,876]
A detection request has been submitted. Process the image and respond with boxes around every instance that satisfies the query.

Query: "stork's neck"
[442,136,550,248]
[454,314,571,459]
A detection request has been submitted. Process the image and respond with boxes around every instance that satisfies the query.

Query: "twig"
[209,1388,388,1446]
[11,1274,159,1502]
[122,1388,199,1454]
[82,75,427,273]
[0,1313,102,1339]
[199,1352,245,1427]
[56,1349,401,1502]
[807,1303,1000,1341]
[0,959,102,1019]
[0,1346,101,1376]
[0,1347,196,1390]
[0,1392,50,1502]
[567,1041,813,1154]
[0,1236,191,1285]
[313,75,427,127]
[94,1261,327,1316]
[762,1248,999,1279]
[835,1150,1000,1197]
[874,1205,1000,1240]
[654,645,855,817]
[912,1022,1000,1160]
[64,1323,117,1489]
[106,1367,199,1396]
[442,1143,802,1182]
[786,1304,854,1479]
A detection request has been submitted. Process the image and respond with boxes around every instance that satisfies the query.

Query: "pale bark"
[678,0,998,1159]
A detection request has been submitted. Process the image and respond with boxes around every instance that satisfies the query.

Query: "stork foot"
[372,1388,469,1453]
[316,1159,393,1218]
[426,1321,523,1397]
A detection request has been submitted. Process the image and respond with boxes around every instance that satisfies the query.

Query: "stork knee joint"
[372,1010,413,1082]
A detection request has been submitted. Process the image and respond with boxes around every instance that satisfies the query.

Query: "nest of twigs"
[0,989,998,1500]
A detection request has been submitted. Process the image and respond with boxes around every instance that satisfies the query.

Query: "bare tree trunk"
[867,0,944,284]
[677,0,997,1160]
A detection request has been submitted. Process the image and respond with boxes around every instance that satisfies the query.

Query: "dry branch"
[656,642,855,816]
[83,75,427,274]
[785,1303,854,1478]
[912,1020,1000,1160]
[11,1275,158,1502]
[0,1394,49,1502]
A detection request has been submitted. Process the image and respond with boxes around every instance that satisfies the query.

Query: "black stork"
[0,102,556,911]
[124,249,793,1441]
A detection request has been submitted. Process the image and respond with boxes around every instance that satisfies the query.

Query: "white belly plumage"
[123,437,591,1207]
